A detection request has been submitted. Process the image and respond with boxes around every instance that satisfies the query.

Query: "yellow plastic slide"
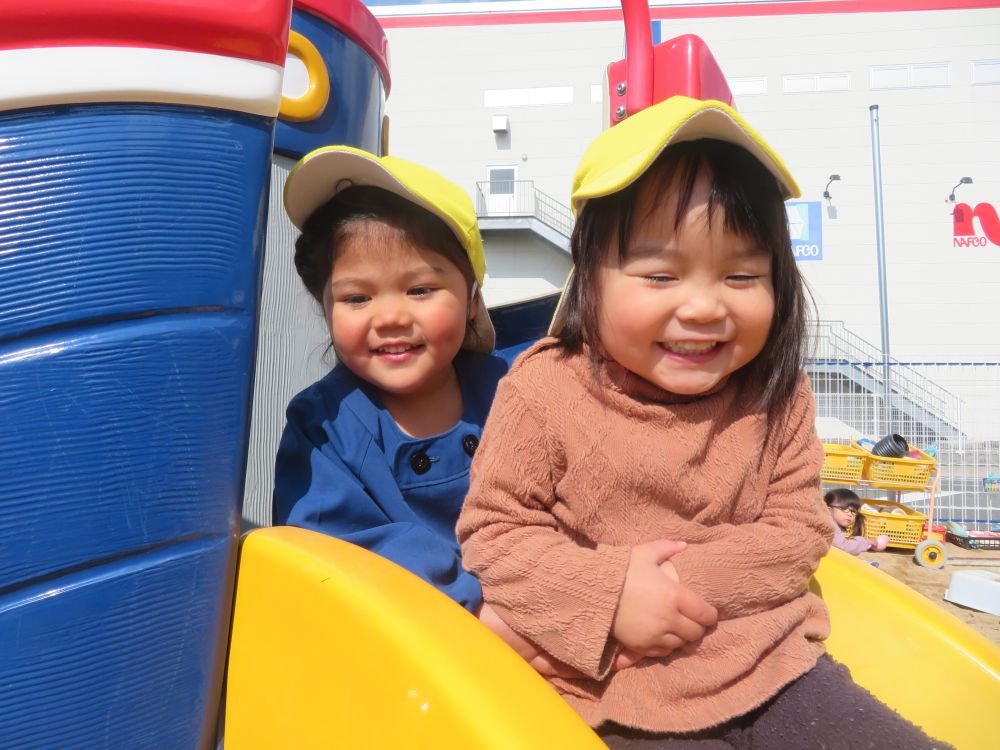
[811,548,1000,749]
[225,528,1000,749]
[225,526,607,749]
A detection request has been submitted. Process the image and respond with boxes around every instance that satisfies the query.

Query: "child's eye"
[643,275,676,284]
[340,294,369,305]
[408,286,435,297]
[727,274,760,283]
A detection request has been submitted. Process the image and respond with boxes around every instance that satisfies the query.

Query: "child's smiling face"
[324,223,471,400]
[595,167,776,396]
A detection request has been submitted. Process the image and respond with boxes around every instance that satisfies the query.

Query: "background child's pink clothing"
[832,525,873,555]
[457,342,835,734]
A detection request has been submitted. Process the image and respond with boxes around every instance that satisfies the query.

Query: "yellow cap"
[572,95,800,214]
[283,146,494,353]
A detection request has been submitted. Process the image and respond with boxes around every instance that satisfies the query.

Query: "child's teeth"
[665,341,716,353]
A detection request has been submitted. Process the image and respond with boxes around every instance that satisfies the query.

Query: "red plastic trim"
[606,33,733,123]
[295,0,392,93]
[379,0,1000,28]
[622,0,654,114]
[0,0,292,65]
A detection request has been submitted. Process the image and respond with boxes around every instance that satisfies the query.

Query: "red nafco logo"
[953,203,1000,247]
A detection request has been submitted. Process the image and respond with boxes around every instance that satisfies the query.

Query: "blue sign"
[786,201,823,261]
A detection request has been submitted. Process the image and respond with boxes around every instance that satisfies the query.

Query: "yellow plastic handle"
[279,31,330,122]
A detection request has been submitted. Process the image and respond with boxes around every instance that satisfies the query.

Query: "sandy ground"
[857,542,1000,646]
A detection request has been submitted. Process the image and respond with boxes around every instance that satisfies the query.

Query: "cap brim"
[572,97,800,213]
[284,146,487,287]
[467,289,496,354]
[285,147,416,231]
[546,268,574,338]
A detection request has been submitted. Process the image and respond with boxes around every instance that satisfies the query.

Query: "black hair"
[557,138,812,415]
[825,488,862,535]
[293,185,484,349]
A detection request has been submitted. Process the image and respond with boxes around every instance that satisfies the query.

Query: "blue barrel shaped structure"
[243,0,391,527]
[0,2,291,747]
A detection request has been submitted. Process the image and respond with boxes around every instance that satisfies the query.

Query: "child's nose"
[675,286,725,323]
[373,297,412,328]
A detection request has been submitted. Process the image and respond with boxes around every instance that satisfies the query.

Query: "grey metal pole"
[869,104,892,432]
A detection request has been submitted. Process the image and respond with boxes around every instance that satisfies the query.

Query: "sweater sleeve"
[273,394,482,613]
[832,526,873,555]
[457,376,632,680]
[669,377,834,619]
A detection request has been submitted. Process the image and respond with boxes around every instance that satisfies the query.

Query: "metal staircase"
[808,321,962,442]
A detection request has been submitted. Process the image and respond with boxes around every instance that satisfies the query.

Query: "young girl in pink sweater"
[826,488,890,555]
[457,97,948,748]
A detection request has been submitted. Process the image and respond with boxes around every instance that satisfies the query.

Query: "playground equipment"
[1,1,998,748]
[0,1,387,746]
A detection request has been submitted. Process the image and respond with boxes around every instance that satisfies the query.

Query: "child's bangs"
[625,139,787,263]
[296,186,476,306]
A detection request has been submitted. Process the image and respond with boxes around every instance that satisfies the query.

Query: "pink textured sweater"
[457,341,834,733]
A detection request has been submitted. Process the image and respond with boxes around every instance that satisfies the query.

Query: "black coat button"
[462,434,479,457]
[410,451,431,475]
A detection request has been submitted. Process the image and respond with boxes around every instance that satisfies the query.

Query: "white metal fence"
[809,321,1000,529]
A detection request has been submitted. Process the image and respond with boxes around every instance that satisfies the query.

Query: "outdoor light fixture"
[823,174,841,201]
[823,174,841,219]
[947,176,973,202]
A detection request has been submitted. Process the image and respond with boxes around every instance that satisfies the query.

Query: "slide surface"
[226,527,607,749]
[812,549,1000,750]
[227,529,1000,749]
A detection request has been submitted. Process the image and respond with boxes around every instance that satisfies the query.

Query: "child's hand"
[612,540,718,658]
[479,602,586,679]
[869,534,890,552]
[613,647,645,670]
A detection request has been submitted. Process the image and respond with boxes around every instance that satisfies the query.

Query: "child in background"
[273,146,575,678]
[825,488,890,555]
[458,98,948,747]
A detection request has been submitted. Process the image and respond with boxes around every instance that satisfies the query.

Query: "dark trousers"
[598,655,952,750]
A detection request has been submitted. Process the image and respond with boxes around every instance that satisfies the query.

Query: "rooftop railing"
[475,180,573,238]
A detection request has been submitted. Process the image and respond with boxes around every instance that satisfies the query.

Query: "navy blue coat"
[273,350,508,612]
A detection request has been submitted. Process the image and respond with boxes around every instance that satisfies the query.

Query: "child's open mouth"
[661,341,718,354]
[658,340,722,362]
[373,343,424,360]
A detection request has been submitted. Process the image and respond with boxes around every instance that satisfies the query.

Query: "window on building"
[912,63,950,87]
[972,59,1000,85]
[483,86,574,107]
[870,63,950,89]
[488,167,516,196]
[727,77,768,97]
[783,73,851,93]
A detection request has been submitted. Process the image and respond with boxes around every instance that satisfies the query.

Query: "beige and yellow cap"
[549,96,799,336]
[572,95,800,214]
[284,145,495,353]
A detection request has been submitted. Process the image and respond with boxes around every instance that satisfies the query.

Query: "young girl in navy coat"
[274,145,505,609]
[273,147,574,677]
